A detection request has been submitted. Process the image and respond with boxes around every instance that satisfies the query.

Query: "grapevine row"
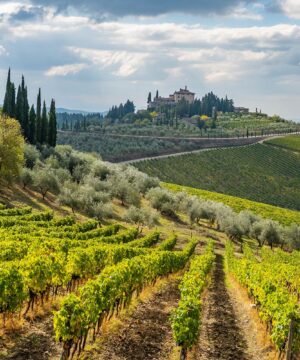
[225,242,300,354]
[54,238,198,359]
[171,241,215,359]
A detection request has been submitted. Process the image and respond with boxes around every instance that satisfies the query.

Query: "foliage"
[225,242,300,352]
[265,135,300,153]
[2,69,56,147]
[53,238,198,357]
[171,242,215,352]
[163,183,300,226]
[0,115,24,180]
[136,144,300,211]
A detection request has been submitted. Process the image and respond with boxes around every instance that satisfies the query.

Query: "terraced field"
[135,143,300,211]
[265,134,300,152]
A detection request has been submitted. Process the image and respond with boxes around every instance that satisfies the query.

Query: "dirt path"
[0,314,60,360]
[191,254,275,360]
[82,277,181,360]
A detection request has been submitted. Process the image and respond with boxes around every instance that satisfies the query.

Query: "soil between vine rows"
[82,277,181,360]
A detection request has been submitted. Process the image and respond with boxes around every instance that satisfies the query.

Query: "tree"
[36,88,42,143]
[0,116,24,180]
[33,168,59,199]
[28,105,36,144]
[20,168,34,189]
[285,224,300,250]
[58,181,83,213]
[2,68,16,118]
[41,101,48,144]
[15,85,23,127]
[48,99,57,147]
[259,221,281,249]
[124,206,159,229]
[24,144,40,169]
[22,80,30,140]
[85,202,113,223]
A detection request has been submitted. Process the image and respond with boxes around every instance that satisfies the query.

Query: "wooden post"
[285,319,294,360]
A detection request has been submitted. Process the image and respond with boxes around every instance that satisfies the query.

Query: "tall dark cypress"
[48,99,57,147]
[3,68,16,117]
[3,68,11,115]
[10,83,16,118]
[22,84,30,139]
[15,85,23,126]
[36,88,42,143]
[28,105,36,144]
[41,101,48,144]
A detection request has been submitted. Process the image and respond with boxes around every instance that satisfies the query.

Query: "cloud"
[69,48,149,77]
[28,0,253,17]
[45,63,88,76]
[280,0,300,19]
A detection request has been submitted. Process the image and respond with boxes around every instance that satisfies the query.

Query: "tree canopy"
[0,115,24,180]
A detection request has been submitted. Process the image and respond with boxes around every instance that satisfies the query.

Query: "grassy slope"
[163,183,300,226]
[134,143,300,211]
[265,134,300,152]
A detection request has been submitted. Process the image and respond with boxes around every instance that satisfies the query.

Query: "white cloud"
[45,63,88,76]
[230,6,263,20]
[281,0,300,19]
[0,45,8,56]
[69,48,149,77]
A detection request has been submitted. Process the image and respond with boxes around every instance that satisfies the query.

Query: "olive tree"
[32,168,59,199]
[85,202,114,224]
[124,206,159,229]
[24,144,40,169]
[284,224,300,250]
[146,187,177,216]
[58,182,83,213]
[259,221,282,249]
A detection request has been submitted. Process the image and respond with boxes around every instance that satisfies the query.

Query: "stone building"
[148,86,195,110]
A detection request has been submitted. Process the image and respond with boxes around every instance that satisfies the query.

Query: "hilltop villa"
[148,86,195,110]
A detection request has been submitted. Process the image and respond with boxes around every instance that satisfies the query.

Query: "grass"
[134,143,300,212]
[163,183,300,226]
[265,134,300,152]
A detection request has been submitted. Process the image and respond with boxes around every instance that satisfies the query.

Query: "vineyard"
[0,203,209,359]
[265,135,300,153]
[0,197,299,360]
[134,143,300,211]
[163,183,300,226]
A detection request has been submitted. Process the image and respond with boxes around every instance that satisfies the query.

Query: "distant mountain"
[56,107,107,115]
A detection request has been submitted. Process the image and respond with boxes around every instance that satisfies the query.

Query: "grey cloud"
[9,6,46,22]
[29,0,252,17]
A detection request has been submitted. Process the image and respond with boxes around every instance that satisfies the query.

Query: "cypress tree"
[36,88,42,143]
[48,99,57,147]
[3,68,11,115]
[28,105,36,144]
[3,68,16,118]
[41,101,48,144]
[15,85,23,126]
[22,84,30,139]
[10,82,16,118]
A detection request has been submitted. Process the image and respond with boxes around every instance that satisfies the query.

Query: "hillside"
[1,117,300,360]
[163,183,300,226]
[134,142,300,211]
[57,131,263,162]
[265,134,300,152]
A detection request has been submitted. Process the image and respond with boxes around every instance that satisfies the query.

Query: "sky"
[0,0,300,119]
